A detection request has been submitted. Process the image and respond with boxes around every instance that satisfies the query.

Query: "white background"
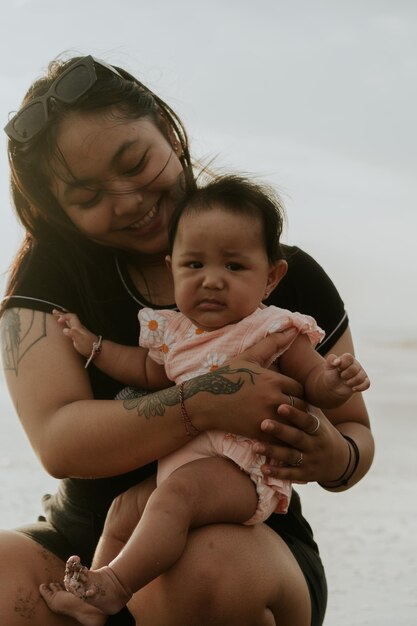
[1,2,416,625]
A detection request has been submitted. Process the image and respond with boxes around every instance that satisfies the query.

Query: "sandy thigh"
[0,530,80,626]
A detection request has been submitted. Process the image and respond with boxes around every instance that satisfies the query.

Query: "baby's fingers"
[62,326,95,358]
[331,353,359,378]
[327,353,370,392]
[348,371,370,392]
[53,309,82,330]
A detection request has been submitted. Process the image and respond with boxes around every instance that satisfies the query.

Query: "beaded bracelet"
[179,382,200,437]
[84,335,103,369]
[319,434,360,489]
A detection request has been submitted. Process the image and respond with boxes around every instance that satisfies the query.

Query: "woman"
[0,54,374,626]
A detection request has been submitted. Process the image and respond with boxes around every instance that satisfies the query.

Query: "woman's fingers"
[254,403,355,485]
[253,404,330,481]
[238,327,298,368]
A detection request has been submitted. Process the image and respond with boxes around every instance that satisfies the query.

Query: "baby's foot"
[64,555,90,598]
[65,555,132,615]
[39,582,107,626]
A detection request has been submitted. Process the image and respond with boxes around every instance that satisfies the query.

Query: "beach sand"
[1,338,416,625]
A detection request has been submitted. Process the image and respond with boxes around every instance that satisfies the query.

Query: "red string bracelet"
[179,382,200,437]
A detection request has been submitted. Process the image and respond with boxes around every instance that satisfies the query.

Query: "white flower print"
[140,310,167,346]
[158,332,176,358]
[201,352,227,373]
[186,325,207,340]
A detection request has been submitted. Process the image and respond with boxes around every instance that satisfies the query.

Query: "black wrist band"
[343,435,360,479]
[319,434,360,489]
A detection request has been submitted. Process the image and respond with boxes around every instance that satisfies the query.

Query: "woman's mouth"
[125,205,159,230]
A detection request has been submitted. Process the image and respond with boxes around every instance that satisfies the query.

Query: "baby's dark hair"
[168,174,286,263]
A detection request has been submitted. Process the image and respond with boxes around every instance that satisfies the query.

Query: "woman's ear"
[263,260,288,299]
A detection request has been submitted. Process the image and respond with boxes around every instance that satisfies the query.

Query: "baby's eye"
[187,261,203,269]
[226,263,243,271]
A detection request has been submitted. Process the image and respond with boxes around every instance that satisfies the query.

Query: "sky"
[1,0,416,341]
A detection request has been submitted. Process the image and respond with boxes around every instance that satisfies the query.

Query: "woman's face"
[50,109,185,257]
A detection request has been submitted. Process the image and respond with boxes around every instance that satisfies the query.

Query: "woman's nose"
[108,184,144,217]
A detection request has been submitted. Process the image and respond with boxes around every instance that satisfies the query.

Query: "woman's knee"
[104,476,157,542]
[178,524,311,626]
[134,523,310,625]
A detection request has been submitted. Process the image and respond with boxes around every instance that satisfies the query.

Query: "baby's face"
[168,207,276,331]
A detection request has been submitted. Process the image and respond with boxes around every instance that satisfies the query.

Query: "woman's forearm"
[43,391,189,478]
[45,353,308,478]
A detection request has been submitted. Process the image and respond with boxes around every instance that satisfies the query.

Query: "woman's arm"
[0,308,300,480]
[252,327,375,491]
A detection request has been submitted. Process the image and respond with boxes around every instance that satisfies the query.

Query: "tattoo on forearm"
[123,365,259,419]
[0,309,47,375]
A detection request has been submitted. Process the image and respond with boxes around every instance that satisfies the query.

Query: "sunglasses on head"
[4,55,123,143]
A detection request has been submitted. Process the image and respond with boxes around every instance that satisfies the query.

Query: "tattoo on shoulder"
[0,309,47,375]
[123,364,258,419]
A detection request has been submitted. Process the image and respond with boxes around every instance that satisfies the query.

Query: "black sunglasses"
[4,55,123,143]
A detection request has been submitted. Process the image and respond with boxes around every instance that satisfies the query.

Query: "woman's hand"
[252,403,350,484]
[192,328,305,439]
[250,327,374,488]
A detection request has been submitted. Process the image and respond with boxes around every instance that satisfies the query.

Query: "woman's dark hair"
[2,55,196,325]
[168,174,286,264]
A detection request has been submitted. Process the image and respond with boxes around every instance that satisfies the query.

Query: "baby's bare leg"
[92,475,156,569]
[65,457,258,616]
[41,476,156,622]
[110,457,258,593]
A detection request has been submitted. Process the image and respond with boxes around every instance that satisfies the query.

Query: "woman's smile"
[119,204,159,232]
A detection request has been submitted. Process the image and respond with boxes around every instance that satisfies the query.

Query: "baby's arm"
[278,333,370,408]
[53,311,171,390]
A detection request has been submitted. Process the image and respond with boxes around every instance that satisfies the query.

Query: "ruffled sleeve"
[267,309,325,348]
[138,308,175,365]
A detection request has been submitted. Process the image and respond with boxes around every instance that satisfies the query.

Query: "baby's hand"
[325,352,370,398]
[53,310,98,359]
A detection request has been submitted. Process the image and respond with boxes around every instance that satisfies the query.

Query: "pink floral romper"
[139,306,324,524]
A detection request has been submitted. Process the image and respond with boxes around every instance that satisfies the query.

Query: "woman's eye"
[125,157,146,176]
[77,192,102,209]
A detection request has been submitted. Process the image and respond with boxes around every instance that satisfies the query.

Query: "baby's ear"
[165,255,172,272]
[266,259,288,295]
